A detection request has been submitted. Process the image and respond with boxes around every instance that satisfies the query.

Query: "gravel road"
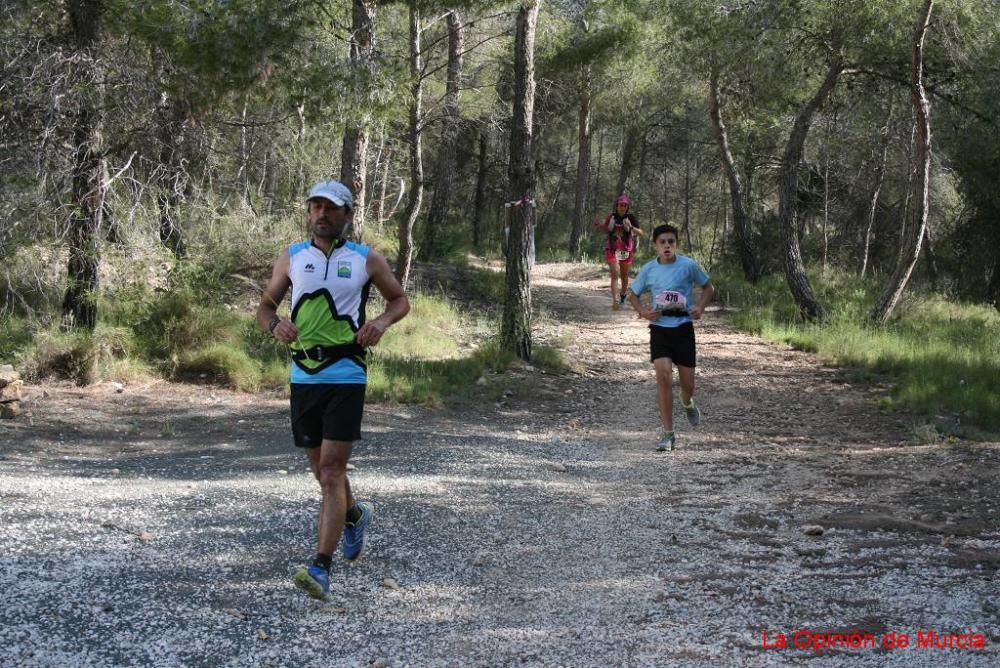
[1,263,998,667]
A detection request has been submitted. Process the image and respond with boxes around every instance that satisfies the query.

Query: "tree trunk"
[62,0,105,332]
[616,125,638,196]
[502,0,540,361]
[568,63,591,259]
[859,100,893,277]
[683,123,692,249]
[869,0,934,323]
[395,1,422,290]
[342,0,376,241]
[923,223,940,289]
[708,69,760,281]
[423,10,464,258]
[778,60,843,321]
[375,134,392,226]
[156,92,188,259]
[988,259,1000,312]
[472,125,489,252]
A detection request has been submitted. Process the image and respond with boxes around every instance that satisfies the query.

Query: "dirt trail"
[1,262,998,667]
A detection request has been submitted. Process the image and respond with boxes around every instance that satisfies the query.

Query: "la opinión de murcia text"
[761,629,987,652]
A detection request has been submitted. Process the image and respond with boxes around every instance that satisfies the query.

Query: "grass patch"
[367,339,515,405]
[718,267,1000,436]
[175,343,262,392]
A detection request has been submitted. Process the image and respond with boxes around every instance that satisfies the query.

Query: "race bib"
[615,250,630,261]
[654,290,687,312]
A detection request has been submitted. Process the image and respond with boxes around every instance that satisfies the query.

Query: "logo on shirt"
[337,261,352,279]
[304,263,315,273]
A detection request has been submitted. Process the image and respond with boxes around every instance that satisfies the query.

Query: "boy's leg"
[678,365,701,426]
[677,365,695,406]
[653,357,674,432]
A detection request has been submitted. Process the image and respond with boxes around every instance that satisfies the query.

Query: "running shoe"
[342,501,373,562]
[293,565,330,600]
[684,399,701,427]
[656,430,676,452]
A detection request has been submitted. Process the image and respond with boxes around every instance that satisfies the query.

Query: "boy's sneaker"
[684,400,701,427]
[342,501,373,562]
[293,565,330,600]
[656,430,676,452]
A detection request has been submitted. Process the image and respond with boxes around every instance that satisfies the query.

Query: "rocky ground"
[1,262,997,667]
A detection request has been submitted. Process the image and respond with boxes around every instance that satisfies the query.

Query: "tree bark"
[156,91,189,259]
[988,258,1000,312]
[568,63,591,259]
[778,60,844,321]
[472,125,489,252]
[395,1,423,290]
[616,125,638,197]
[341,0,376,241]
[708,68,761,283]
[859,101,893,277]
[423,10,464,258]
[62,0,105,331]
[869,0,934,323]
[502,0,540,361]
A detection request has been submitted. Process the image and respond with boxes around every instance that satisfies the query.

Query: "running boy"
[626,224,715,451]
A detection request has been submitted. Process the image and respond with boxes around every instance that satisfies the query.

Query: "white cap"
[307,181,353,209]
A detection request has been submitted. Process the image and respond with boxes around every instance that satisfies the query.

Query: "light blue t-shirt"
[630,255,711,328]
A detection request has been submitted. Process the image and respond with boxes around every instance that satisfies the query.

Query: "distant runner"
[627,223,714,452]
[598,194,644,310]
[257,180,410,600]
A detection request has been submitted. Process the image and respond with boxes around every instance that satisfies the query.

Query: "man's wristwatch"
[268,316,281,333]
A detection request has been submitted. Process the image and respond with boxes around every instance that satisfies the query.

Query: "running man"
[627,224,714,452]
[257,180,410,600]
[599,194,644,310]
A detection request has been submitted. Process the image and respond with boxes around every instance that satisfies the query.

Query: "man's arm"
[689,281,715,320]
[356,250,410,347]
[256,250,298,344]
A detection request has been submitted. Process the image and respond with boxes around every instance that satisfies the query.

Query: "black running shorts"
[290,383,366,448]
[649,322,696,368]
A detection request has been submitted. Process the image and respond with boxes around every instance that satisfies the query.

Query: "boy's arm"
[689,281,715,320]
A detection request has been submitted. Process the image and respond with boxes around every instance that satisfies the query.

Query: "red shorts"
[605,249,633,265]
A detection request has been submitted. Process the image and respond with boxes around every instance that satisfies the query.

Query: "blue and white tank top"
[287,239,371,384]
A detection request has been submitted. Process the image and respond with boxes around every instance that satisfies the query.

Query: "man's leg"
[294,439,352,599]
[314,439,353,557]
[306,448,357,539]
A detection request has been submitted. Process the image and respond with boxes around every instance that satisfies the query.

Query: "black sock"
[312,553,333,572]
[345,504,362,525]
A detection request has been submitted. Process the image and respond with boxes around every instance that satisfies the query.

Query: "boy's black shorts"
[290,383,366,448]
[649,322,696,368]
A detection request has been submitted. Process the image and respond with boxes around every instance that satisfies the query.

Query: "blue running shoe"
[293,565,329,600]
[342,501,373,562]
